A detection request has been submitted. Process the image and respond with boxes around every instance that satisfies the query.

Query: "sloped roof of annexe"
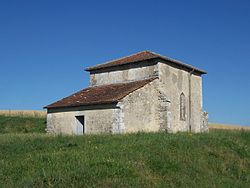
[45,78,156,109]
[85,51,207,74]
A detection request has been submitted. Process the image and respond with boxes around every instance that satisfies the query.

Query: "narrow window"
[180,93,186,121]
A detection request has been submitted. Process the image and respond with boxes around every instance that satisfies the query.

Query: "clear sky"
[0,0,249,126]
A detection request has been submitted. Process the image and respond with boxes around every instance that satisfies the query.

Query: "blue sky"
[0,0,249,125]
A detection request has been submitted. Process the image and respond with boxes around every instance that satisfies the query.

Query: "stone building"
[45,51,208,134]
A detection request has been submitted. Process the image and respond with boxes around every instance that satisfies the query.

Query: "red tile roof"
[45,78,156,109]
[85,51,207,74]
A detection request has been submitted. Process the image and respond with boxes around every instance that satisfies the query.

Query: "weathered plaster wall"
[190,74,203,132]
[120,79,161,133]
[158,62,203,133]
[46,105,117,135]
[90,62,158,86]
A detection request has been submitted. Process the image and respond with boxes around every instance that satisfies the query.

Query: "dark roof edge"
[153,53,207,74]
[84,51,153,71]
[85,51,207,74]
[44,101,117,109]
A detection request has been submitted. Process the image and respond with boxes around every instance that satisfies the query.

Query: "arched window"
[180,93,186,121]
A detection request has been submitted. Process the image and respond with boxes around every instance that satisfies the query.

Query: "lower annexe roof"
[45,78,156,109]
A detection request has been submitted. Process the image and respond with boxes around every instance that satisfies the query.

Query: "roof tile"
[45,78,156,109]
[85,51,207,74]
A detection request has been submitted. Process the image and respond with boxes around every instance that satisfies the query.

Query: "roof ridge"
[146,51,183,64]
[85,51,153,71]
[85,50,207,74]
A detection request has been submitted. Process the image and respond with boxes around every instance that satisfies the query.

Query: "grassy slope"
[1,131,250,187]
[0,115,46,133]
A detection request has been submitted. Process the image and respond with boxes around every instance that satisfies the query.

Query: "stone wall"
[89,61,159,86]
[120,79,161,133]
[201,111,209,132]
[190,74,203,132]
[158,93,171,132]
[47,105,117,135]
[158,61,203,133]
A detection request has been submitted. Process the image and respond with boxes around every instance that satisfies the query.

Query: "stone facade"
[46,105,116,134]
[120,79,160,133]
[89,60,158,86]
[46,52,208,134]
[158,62,204,133]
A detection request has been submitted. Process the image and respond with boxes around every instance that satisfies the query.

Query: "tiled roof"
[85,51,207,74]
[45,78,156,109]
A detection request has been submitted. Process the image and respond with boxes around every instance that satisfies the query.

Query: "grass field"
[0,116,250,187]
[0,115,46,133]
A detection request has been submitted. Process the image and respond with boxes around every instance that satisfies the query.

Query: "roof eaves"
[84,51,148,71]
[149,51,207,74]
[44,101,117,109]
[159,56,207,74]
[85,51,207,74]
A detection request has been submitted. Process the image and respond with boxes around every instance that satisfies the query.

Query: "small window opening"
[180,93,186,121]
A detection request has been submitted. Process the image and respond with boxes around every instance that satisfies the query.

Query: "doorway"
[76,116,85,134]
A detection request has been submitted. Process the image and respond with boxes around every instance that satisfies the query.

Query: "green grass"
[0,130,250,187]
[0,115,46,133]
